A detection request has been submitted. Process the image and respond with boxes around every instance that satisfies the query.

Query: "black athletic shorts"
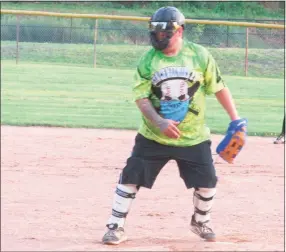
[118,134,217,189]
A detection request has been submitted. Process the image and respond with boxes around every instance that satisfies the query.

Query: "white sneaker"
[274,134,285,144]
[102,223,127,245]
[190,215,216,241]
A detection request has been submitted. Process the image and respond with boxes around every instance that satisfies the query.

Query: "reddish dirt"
[1,126,284,251]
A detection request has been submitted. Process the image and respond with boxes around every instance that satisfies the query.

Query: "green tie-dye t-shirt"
[133,40,226,147]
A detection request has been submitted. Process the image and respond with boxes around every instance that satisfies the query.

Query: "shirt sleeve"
[132,51,153,101]
[132,68,152,101]
[204,53,226,95]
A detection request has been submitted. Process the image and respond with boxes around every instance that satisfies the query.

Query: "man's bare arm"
[215,87,240,121]
[136,98,166,130]
[136,98,181,138]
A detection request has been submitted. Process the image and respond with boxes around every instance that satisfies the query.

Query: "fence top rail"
[1,9,285,29]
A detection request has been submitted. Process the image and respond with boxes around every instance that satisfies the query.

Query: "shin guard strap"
[112,209,128,218]
[194,191,214,201]
[195,207,211,215]
[116,187,136,199]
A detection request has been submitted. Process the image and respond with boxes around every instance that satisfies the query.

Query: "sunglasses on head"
[149,21,181,32]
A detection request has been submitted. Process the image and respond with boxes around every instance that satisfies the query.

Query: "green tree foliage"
[1,2,284,47]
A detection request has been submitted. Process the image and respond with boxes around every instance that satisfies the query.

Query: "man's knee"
[119,156,161,189]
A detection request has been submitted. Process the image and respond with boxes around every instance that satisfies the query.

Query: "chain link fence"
[1,14,285,78]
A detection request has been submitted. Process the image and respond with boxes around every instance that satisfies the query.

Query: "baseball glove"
[216,118,248,164]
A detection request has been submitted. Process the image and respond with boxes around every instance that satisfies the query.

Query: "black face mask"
[149,30,174,50]
[149,21,179,50]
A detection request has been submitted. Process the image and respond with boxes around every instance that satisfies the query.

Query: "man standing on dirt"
[102,6,247,245]
[273,115,285,144]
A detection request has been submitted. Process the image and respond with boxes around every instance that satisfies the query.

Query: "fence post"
[244,27,249,76]
[226,25,229,47]
[93,19,98,68]
[70,17,72,43]
[16,15,20,64]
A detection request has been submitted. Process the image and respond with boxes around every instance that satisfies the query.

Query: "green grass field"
[1,41,284,78]
[1,61,284,136]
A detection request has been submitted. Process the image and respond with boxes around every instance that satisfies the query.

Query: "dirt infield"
[1,125,284,251]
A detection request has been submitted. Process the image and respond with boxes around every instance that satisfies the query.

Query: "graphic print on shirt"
[151,66,202,122]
